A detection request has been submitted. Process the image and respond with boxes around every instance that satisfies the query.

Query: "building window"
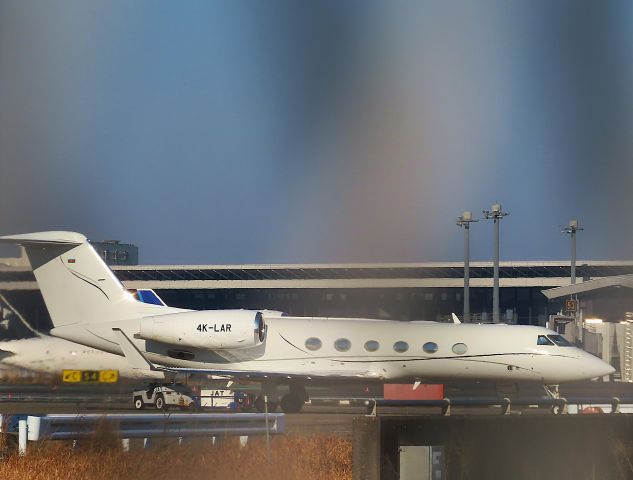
[364,340,380,352]
[335,338,351,352]
[452,343,468,355]
[423,342,438,354]
[305,337,322,351]
[393,341,409,353]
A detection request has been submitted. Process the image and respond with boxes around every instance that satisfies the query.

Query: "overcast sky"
[1,1,632,264]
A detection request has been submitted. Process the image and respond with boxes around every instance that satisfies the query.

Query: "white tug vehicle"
[133,383,196,410]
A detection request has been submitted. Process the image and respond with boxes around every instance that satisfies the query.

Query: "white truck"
[133,383,196,410]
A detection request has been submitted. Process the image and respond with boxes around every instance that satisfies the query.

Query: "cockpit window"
[537,335,554,346]
[547,335,573,347]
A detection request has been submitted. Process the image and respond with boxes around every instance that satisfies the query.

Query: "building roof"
[1,260,633,291]
[542,275,633,299]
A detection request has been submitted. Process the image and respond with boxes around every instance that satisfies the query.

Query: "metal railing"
[365,396,633,416]
[1,412,285,455]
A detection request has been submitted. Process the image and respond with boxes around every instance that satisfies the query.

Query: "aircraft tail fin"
[0,231,142,328]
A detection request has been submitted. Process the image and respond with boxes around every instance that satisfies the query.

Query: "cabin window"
[305,337,322,351]
[364,340,380,352]
[452,343,468,355]
[334,338,351,352]
[537,335,554,346]
[547,335,572,347]
[423,342,438,354]
[393,341,409,353]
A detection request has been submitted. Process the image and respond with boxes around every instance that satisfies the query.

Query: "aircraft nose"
[582,352,615,379]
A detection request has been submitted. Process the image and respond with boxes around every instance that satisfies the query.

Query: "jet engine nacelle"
[138,310,266,350]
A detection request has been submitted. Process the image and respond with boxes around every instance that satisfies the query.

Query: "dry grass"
[0,434,352,480]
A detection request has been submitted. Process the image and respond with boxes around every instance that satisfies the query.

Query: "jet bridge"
[543,276,633,382]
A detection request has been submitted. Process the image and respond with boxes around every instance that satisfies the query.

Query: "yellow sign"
[565,299,578,313]
[62,370,82,383]
[81,371,99,382]
[99,370,119,383]
[62,370,120,383]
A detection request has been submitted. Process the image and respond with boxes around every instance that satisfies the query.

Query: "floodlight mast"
[457,211,478,322]
[562,219,583,284]
[483,203,508,323]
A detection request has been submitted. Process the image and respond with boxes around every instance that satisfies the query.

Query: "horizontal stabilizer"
[0,231,87,245]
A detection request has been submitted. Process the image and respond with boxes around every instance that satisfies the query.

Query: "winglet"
[112,328,157,371]
[451,313,461,324]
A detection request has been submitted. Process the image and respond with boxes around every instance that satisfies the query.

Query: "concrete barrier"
[353,414,633,480]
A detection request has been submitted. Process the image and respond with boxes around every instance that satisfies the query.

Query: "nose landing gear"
[544,384,566,414]
[544,384,560,399]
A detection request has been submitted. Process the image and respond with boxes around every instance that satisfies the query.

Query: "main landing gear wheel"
[280,393,304,413]
[254,396,278,413]
[134,396,144,410]
[155,394,165,411]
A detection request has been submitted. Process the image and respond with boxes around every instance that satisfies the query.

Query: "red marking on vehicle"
[67,259,76,263]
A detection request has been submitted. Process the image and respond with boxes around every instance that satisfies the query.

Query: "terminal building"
[90,240,139,266]
[0,256,631,328]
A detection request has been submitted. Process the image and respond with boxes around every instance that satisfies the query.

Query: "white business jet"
[0,289,167,381]
[0,335,163,380]
[0,232,614,413]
